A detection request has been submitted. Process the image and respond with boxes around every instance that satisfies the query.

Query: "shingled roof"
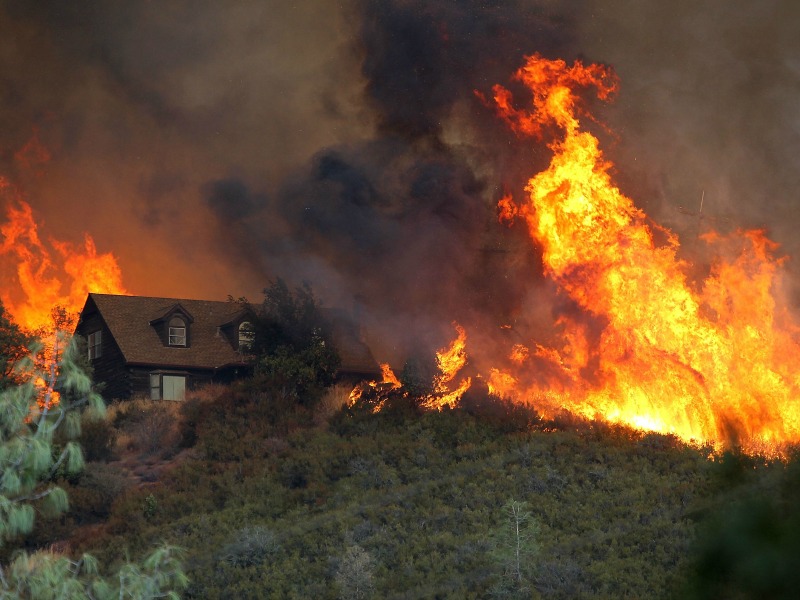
[83,293,250,369]
[79,293,381,376]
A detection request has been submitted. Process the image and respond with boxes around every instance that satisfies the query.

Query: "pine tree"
[0,333,188,598]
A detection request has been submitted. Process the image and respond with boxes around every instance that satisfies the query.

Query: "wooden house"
[75,293,381,400]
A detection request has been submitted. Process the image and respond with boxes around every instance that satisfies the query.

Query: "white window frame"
[88,330,102,360]
[238,321,255,351]
[149,373,186,401]
[168,316,187,346]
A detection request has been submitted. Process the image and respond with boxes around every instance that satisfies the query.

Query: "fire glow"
[368,54,800,452]
[0,182,127,333]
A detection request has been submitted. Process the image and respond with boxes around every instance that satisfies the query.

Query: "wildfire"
[482,53,800,450]
[422,323,471,410]
[355,54,800,453]
[1,167,127,410]
[0,186,127,333]
[348,362,402,412]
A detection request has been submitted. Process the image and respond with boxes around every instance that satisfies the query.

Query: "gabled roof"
[78,293,381,377]
[80,293,250,370]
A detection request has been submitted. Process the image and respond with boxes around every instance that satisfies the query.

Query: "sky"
[1,0,799,362]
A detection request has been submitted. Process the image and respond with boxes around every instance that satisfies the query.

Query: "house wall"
[75,312,131,400]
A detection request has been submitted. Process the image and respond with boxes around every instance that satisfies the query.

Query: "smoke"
[1,0,799,362]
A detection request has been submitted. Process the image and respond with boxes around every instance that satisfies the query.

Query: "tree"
[0,302,34,390]
[249,279,340,407]
[0,333,187,598]
[335,544,375,600]
[491,499,539,598]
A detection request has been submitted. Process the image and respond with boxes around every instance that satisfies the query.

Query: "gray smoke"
[1,0,798,363]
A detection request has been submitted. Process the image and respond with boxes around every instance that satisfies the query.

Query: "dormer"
[149,303,195,348]
[217,309,256,353]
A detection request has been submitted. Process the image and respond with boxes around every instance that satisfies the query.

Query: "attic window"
[238,321,254,351]
[168,316,187,346]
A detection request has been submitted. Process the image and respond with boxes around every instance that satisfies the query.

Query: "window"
[238,321,255,351]
[168,316,186,346]
[162,375,186,400]
[150,373,161,400]
[150,373,186,401]
[88,330,102,360]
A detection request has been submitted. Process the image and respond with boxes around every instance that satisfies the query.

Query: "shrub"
[220,526,280,567]
[78,412,118,462]
[334,544,376,600]
[315,383,353,425]
[110,397,182,459]
[65,462,130,522]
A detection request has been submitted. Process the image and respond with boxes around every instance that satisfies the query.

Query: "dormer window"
[238,321,254,351]
[169,316,187,346]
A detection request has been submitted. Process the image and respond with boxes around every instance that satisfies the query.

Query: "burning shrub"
[0,300,35,390]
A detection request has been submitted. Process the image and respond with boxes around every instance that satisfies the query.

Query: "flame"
[0,188,127,333]
[351,327,473,412]
[380,362,401,389]
[348,362,402,411]
[423,323,472,409]
[497,193,518,227]
[482,54,800,450]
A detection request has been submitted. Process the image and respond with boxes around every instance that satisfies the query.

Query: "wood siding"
[75,309,131,400]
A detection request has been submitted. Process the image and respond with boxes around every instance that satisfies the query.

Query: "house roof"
[78,293,381,376]
[80,293,250,370]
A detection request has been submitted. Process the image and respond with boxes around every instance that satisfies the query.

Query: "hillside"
[16,384,800,599]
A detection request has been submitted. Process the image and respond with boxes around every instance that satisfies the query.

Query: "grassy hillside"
[15,383,800,599]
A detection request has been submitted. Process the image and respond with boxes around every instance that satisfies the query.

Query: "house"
[74,293,381,400]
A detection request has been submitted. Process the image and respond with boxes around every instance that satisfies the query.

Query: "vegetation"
[0,327,187,598]
[4,296,797,598]
[15,376,725,599]
[246,279,341,409]
[0,302,34,390]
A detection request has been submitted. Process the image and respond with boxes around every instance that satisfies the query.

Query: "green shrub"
[220,526,280,567]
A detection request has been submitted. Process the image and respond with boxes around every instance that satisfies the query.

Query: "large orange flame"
[423,323,472,409]
[0,181,127,333]
[485,54,800,450]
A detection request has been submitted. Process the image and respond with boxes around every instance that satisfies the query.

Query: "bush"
[110,397,181,459]
[220,526,280,567]
[457,389,540,434]
[79,413,118,462]
[65,462,130,522]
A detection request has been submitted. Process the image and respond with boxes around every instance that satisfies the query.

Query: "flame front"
[485,54,800,449]
[0,181,127,333]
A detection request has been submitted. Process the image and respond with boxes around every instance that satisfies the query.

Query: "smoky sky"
[1,0,800,362]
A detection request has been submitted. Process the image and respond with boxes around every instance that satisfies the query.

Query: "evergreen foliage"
[0,334,187,598]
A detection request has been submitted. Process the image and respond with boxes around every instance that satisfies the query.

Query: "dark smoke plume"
[2,0,799,363]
